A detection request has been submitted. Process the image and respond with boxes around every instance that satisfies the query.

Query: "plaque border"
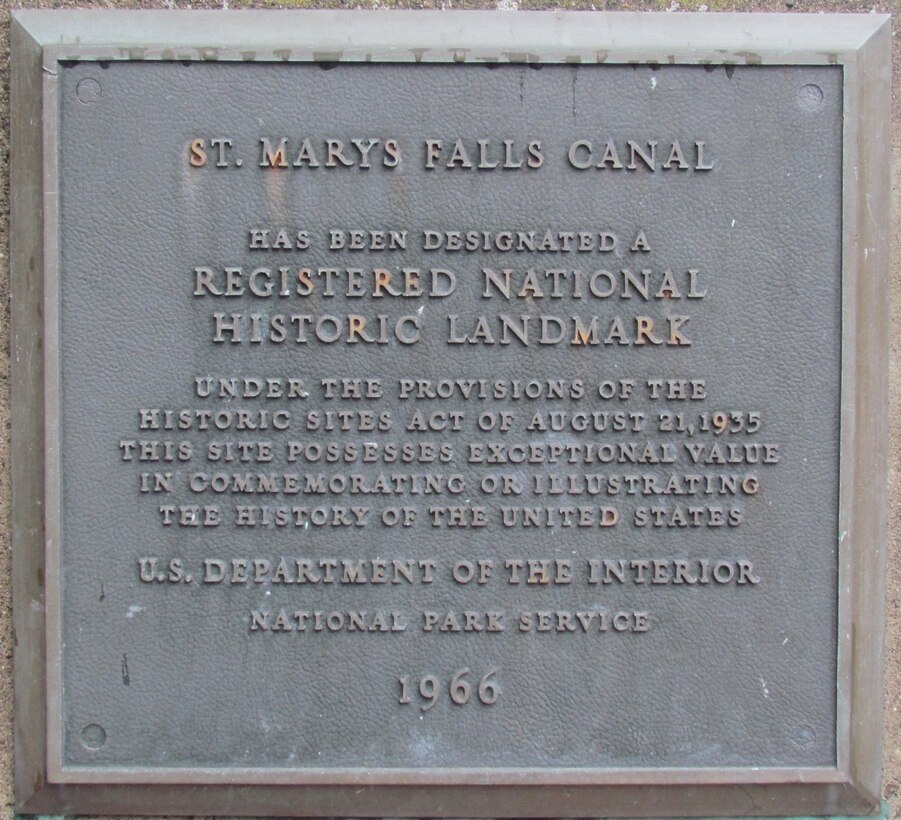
[10,10,891,817]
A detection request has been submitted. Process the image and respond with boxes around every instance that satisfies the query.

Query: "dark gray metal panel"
[54,61,841,770]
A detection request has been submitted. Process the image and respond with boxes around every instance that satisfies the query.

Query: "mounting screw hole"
[76,78,102,105]
[797,83,823,111]
[81,723,107,750]
[791,725,816,749]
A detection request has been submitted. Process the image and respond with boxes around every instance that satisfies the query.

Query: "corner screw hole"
[791,725,816,749]
[76,78,102,105]
[797,83,823,111]
[81,723,106,750]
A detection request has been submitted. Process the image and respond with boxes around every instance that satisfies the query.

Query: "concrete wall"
[0,1,896,817]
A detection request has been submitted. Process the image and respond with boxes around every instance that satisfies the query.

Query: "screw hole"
[798,83,823,111]
[80,723,106,750]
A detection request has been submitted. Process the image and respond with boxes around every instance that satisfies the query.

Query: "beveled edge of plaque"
[10,9,891,818]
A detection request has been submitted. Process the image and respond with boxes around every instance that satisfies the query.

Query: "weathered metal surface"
[10,10,891,818]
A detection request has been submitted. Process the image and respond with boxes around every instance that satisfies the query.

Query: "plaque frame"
[10,10,891,817]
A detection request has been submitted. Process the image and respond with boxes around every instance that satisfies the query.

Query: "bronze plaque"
[11,10,891,817]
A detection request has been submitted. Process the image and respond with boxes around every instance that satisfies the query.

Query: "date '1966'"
[399,669,500,710]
